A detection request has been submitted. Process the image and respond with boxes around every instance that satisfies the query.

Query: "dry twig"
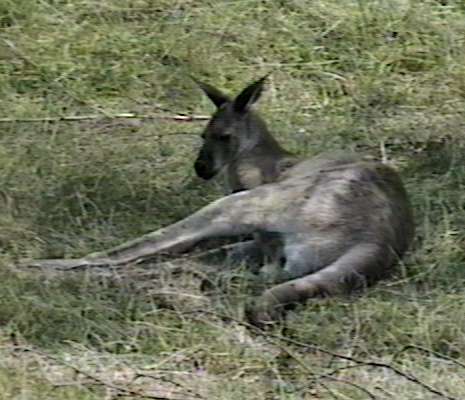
[317,375,377,399]
[0,113,210,124]
[393,345,465,369]
[188,310,460,400]
[267,334,459,400]
[134,373,205,400]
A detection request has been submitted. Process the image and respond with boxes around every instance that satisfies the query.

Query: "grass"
[1,0,465,398]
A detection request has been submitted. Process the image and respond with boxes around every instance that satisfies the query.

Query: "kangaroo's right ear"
[192,77,230,108]
[233,74,269,114]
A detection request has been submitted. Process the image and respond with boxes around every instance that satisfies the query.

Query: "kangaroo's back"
[286,157,414,256]
[248,154,414,266]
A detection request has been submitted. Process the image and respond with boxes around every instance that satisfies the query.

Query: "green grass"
[1,0,465,398]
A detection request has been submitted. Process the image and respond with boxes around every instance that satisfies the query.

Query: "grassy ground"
[1,0,465,398]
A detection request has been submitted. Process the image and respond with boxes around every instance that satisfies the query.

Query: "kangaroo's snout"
[194,158,216,180]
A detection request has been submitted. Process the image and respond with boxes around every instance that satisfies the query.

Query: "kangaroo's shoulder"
[278,152,368,179]
[277,152,408,201]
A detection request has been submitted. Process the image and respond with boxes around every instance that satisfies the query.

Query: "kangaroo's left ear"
[233,74,269,114]
[192,76,230,108]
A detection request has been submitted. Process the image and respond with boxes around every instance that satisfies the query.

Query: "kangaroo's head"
[193,76,271,180]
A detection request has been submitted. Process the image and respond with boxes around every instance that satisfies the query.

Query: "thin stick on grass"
[133,373,205,400]
[0,113,210,124]
[392,345,465,369]
[261,334,378,399]
[187,310,460,400]
[318,375,377,399]
[268,333,459,400]
[317,381,341,399]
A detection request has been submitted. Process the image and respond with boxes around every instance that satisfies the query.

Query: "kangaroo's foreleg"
[24,192,263,270]
[247,243,391,326]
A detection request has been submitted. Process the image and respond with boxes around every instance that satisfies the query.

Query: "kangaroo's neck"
[225,131,298,193]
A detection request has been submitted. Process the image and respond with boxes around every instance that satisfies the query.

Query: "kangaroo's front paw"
[245,292,286,328]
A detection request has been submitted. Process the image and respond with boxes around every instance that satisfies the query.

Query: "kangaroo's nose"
[194,159,216,180]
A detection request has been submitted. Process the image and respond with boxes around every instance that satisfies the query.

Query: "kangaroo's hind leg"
[247,243,393,326]
[22,191,266,270]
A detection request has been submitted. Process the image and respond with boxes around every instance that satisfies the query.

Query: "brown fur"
[24,77,414,325]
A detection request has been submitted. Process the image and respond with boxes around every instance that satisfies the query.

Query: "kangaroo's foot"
[246,243,387,327]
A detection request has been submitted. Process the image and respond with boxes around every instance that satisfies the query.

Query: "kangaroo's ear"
[192,77,230,108]
[233,75,269,114]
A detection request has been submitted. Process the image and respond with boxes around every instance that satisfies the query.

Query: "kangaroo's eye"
[216,134,230,142]
[200,133,206,140]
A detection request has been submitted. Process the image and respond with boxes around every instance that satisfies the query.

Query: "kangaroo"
[25,76,415,325]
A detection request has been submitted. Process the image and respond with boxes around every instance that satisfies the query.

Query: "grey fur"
[25,77,415,325]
